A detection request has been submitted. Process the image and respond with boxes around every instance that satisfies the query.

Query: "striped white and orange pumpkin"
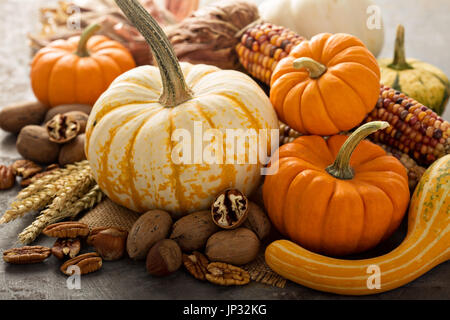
[85,0,278,218]
[265,154,449,295]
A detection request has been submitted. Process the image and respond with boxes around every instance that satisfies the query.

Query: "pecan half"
[182,251,210,281]
[43,222,90,238]
[205,262,250,286]
[45,113,80,144]
[20,164,59,187]
[60,252,102,275]
[51,238,81,259]
[211,189,249,229]
[0,165,15,190]
[3,246,51,264]
[11,159,42,179]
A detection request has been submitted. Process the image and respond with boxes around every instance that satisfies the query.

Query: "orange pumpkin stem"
[75,24,101,57]
[388,24,413,71]
[293,57,327,78]
[115,0,193,107]
[326,121,390,179]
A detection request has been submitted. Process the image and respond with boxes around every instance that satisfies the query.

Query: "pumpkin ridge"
[217,93,262,130]
[93,107,156,206]
[168,110,184,213]
[314,80,342,132]
[317,177,336,254]
[120,110,162,212]
[283,82,308,132]
[89,55,108,96]
[328,65,378,112]
[47,54,69,106]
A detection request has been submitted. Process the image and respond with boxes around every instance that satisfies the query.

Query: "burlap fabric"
[78,198,141,231]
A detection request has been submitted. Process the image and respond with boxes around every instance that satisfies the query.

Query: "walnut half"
[211,189,249,229]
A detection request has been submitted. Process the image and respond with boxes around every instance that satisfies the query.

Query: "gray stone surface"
[0,0,448,300]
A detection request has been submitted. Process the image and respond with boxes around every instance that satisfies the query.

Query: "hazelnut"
[146,239,182,276]
[87,227,128,261]
[211,189,249,229]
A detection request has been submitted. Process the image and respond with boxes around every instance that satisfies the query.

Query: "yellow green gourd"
[378,25,450,115]
[265,154,449,295]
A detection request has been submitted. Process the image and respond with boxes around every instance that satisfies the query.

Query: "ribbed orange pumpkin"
[262,122,410,256]
[270,33,380,136]
[30,24,136,107]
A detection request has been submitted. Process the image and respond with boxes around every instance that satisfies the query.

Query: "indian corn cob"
[364,85,450,166]
[236,23,305,85]
[279,121,427,190]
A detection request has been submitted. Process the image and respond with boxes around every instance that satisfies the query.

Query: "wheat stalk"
[18,184,104,244]
[0,161,92,224]
[17,161,87,200]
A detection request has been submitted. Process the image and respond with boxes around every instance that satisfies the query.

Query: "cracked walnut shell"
[211,189,248,229]
[45,113,80,144]
[205,262,250,286]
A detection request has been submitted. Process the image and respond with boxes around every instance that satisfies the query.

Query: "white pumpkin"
[85,0,278,218]
[259,0,385,57]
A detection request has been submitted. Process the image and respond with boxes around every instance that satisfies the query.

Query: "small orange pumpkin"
[30,24,136,107]
[262,121,410,256]
[270,33,380,136]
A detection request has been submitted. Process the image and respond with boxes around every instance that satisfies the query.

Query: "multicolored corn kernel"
[236,23,305,85]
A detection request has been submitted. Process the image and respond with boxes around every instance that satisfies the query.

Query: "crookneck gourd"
[270,32,381,136]
[263,121,410,256]
[30,24,136,107]
[378,25,450,115]
[265,154,449,295]
[85,0,278,218]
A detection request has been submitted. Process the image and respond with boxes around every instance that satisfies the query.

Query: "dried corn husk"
[166,0,260,70]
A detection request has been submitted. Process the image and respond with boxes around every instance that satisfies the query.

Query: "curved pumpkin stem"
[388,24,413,71]
[326,121,389,180]
[75,24,101,57]
[114,0,193,107]
[293,57,327,79]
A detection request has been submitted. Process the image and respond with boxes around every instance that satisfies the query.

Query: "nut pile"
[2,188,271,286]
[0,101,91,189]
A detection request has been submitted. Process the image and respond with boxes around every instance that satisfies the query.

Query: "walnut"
[211,189,248,229]
[0,165,16,190]
[205,262,250,286]
[182,251,210,281]
[3,246,51,264]
[45,113,81,144]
